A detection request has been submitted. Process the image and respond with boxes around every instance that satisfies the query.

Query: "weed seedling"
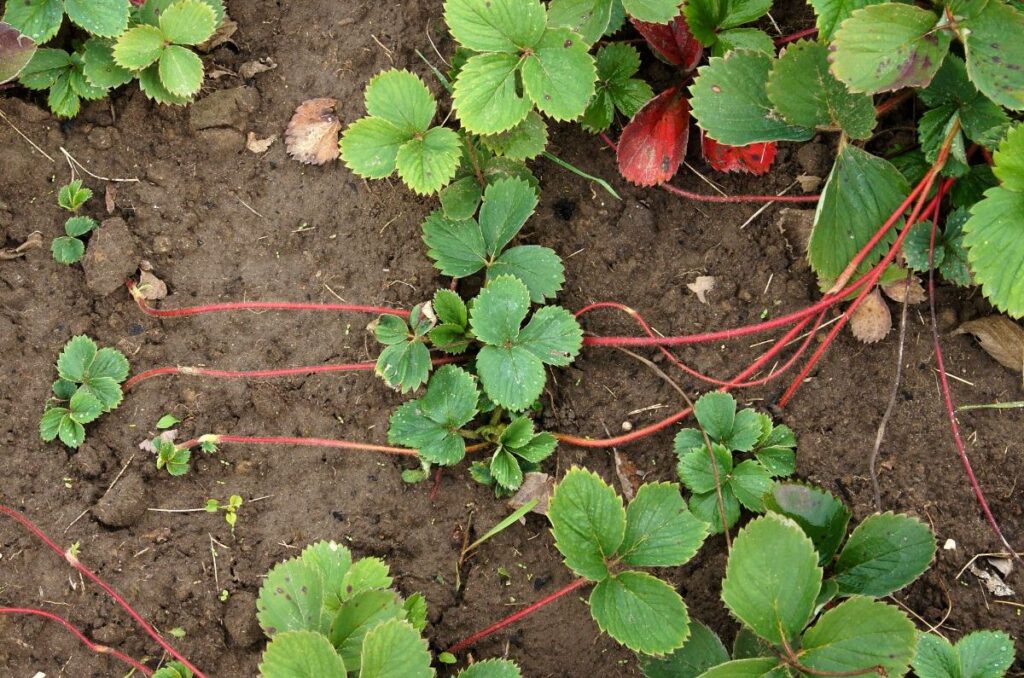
[204,494,242,532]
[51,179,98,265]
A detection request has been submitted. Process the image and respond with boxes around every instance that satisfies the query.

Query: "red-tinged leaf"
[701,134,777,175]
[631,16,702,71]
[617,87,690,186]
[0,22,37,85]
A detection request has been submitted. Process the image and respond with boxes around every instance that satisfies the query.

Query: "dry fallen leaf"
[613,450,642,501]
[881,277,926,304]
[198,16,237,51]
[687,275,716,304]
[285,98,341,165]
[104,183,117,214]
[508,472,555,516]
[795,173,822,193]
[0,231,42,260]
[955,316,1024,374]
[987,556,1013,578]
[139,429,176,453]
[239,57,277,79]
[246,131,277,153]
[968,562,1015,597]
[850,287,892,344]
[137,261,168,300]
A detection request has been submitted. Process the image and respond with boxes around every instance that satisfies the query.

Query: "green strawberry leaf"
[479,177,539,257]
[47,71,80,118]
[913,630,1016,678]
[918,105,969,177]
[688,485,740,533]
[520,28,597,121]
[64,215,97,237]
[622,0,681,23]
[375,340,431,393]
[395,126,462,195]
[259,630,347,677]
[340,117,411,180]
[57,179,91,211]
[159,0,217,46]
[590,570,689,655]
[298,540,352,614]
[993,123,1024,191]
[475,344,546,410]
[480,111,549,160]
[257,559,327,636]
[387,365,479,464]
[639,620,729,678]
[767,40,875,139]
[158,45,203,97]
[753,447,796,477]
[922,56,1010,149]
[684,0,772,45]
[444,0,547,53]
[3,0,63,44]
[677,443,733,495]
[422,211,489,278]
[454,52,533,134]
[19,47,71,90]
[712,28,774,57]
[51,236,85,264]
[52,378,77,400]
[690,50,814,145]
[729,460,773,512]
[721,514,822,645]
[68,389,103,424]
[501,416,535,447]
[548,467,626,580]
[692,392,737,442]
[810,0,886,41]
[137,0,225,27]
[137,63,191,105]
[433,289,468,327]
[373,315,410,346]
[64,0,129,37]
[152,661,193,678]
[516,304,583,366]
[359,619,432,678]
[39,407,67,442]
[458,658,523,678]
[809,144,910,287]
[583,43,653,133]
[619,482,708,567]
[964,186,1024,317]
[328,590,405,671]
[696,658,782,677]
[365,68,437,135]
[832,512,935,596]
[439,176,483,220]
[470,275,531,346]
[81,39,133,89]
[904,208,973,286]
[830,4,950,93]
[341,557,393,601]
[799,597,916,676]
[764,482,851,564]
[155,440,191,475]
[509,431,557,462]
[960,0,1024,110]
[113,25,166,70]
[488,245,566,302]
[548,0,614,44]
[490,448,525,489]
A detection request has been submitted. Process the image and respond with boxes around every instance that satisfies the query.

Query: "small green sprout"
[205,494,242,531]
[153,437,191,476]
[58,179,91,212]
[52,180,97,265]
[156,413,181,429]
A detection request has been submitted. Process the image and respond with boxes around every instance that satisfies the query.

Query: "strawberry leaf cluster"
[51,179,98,264]
[256,540,520,678]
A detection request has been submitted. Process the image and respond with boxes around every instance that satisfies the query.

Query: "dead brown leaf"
[795,173,822,193]
[508,472,555,516]
[198,16,237,51]
[0,231,43,260]
[139,429,176,454]
[850,287,892,344]
[104,183,117,214]
[687,275,716,304]
[881,277,926,304]
[137,261,168,300]
[239,57,277,79]
[613,450,642,501]
[285,98,341,165]
[955,316,1024,373]
[246,131,277,154]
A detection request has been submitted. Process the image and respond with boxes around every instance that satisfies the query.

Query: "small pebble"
[621,421,633,432]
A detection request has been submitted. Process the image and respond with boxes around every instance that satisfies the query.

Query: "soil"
[1,0,1022,676]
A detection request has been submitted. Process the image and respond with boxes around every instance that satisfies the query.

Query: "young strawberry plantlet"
[51,179,99,264]
[674,392,797,533]
[39,336,130,448]
[256,540,521,677]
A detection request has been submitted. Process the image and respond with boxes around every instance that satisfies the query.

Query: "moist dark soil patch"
[1,1,1022,676]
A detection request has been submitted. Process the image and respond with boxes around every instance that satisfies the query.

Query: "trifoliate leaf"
[136,0,225,26]
[548,467,626,580]
[481,111,549,160]
[677,444,733,494]
[259,630,347,678]
[904,208,973,286]
[158,45,203,97]
[830,4,950,93]
[152,661,193,678]
[375,340,431,393]
[922,56,1010,149]
[257,559,327,636]
[960,0,1024,110]
[639,620,729,678]
[159,0,217,46]
[729,460,773,512]
[764,483,851,564]
[459,659,522,678]
[712,28,773,56]
[832,512,935,596]
[18,47,70,90]
[683,0,772,45]
[620,482,708,567]
[341,117,411,180]
[767,40,875,139]
[395,126,462,195]
[488,245,566,302]
[51,236,85,264]
[387,365,479,464]
[2,0,63,44]
[479,177,540,257]
[913,630,1016,678]
[516,305,583,366]
[590,570,689,655]
[155,442,191,475]
[444,0,547,53]
[964,187,1024,317]
[402,593,428,632]
[454,52,533,134]
[359,619,432,678]
[490,449,525,489]
[548,0,614,44]
[993,123,1024,191]
[809,144,910,287]
[721,514,822,646]
[81,40,132,89]
[64,0,129,37]
[520,28,597,121]
[800,597,916,676]
[113,25,166,70]
[137,63,191,105]
[690,50,814,145]
[810,0,885,41]
[688,485,740,533]
[299,540,352,614]
[328,590,405,671]
[364,69,436,135]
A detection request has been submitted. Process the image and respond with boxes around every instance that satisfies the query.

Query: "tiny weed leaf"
[402,593,428,631]
[831,511,935,596]
[959,0,1024,110]
[259,630,347,677]
[721,513,822,646]
[548,467,626,580]
[51,236,85,264]
[58,179,91,211]
[328,590,405,671]
[767,40,876,139]
[764,482,851,564]
[639,620,728,678]
[619,482,707,567]
[257,559,327,636]
[829,4,950,94]
[152,661,193,678]
[64,215,96,237]
[480,111,549,160]
[590,570,689,655]
[632,16,703,70]
[690,51,814,146]
[799,597,916,676]
[683,0,772,46]
[616,86,690,186]
[157,413,181,429]
[809,144,910,288]
[298,540,352,614]
[387,365,479,464]
[913,630,1016,678]
[582,43,653,133]
[359,618,433,678]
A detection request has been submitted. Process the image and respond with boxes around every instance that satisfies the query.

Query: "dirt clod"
[223,592,263,647]
[92,474,147,529]
[82,217,138,296]
[190,87,261,132]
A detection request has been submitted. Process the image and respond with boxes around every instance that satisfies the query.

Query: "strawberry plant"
[39,335,129,448]
[256,540,521,677]
[51,179,98,264]
[547,468,708,655]
[6,0,224,116]
[912,631,1017,678]
[674,392,796,533]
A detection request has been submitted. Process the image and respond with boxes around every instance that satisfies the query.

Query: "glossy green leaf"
[137,63,190,105]
[692,392,736,441]
[64,0,129,37]
[375,340,431,393]
[439,176,483,220]
[51,236,85,264]
[516,304,583,366]
[471,275,531,345]
[19,47,70,89]
[459,658,522,678]
[961,0,1024,110]
[39,407,67,442]
[677,444,733,494]
[387,365,479,464]
[479,177,539,256]
[688,485,740,533]
[548,467,626,580]
[476,344,546,410]
[548,0,613,44]
[684,0,772,45]
[964,187,1024,317]
[712,28,774,56]
[159,0,217,45]
[259,630,347,678]
[832,512,935,596]
[340,557,393,600]
[454,52,533,134]
[913,630,1016,678]
[81,39,132,89]
[809,0,885,41]
[158,45,203,97]
[152,661,193,678]
[298,540,352,614]
[620,482,708,567]
[328,590,405,671]
[721,513,822,645]
[68,389,103,424]
[3,0,63,44]
[639,620,729,678]
[395,126,462,195]
[340,117,410,180]
[257,559,327,636]
[433,289,468,327]
[800,597,916,676]
[64,215,96,237]
[444,0,547,52]
[729,460,773,512]
[590,570,689,655]
[113,25,166,70]
[520,28,597,121]
[695,658,782,677]
[764,483,851,564]
[422,211,488,278]
[365,68,436,135]
[480,111,549,160]
[992,123,1024,191]
[488,245,566,303]
[359,619,433,678]
[490,448,525,489]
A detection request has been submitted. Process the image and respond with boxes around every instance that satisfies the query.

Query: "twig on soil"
[738,180,799,230]
[869,272,913,512]
[957,401,1024,412]
[0,108,55,162]
[59,147,139,182]
[105,454,134,494]
[233,193,264,218]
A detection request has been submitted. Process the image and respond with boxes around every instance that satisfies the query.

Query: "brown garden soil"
[1,0,1022,676]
